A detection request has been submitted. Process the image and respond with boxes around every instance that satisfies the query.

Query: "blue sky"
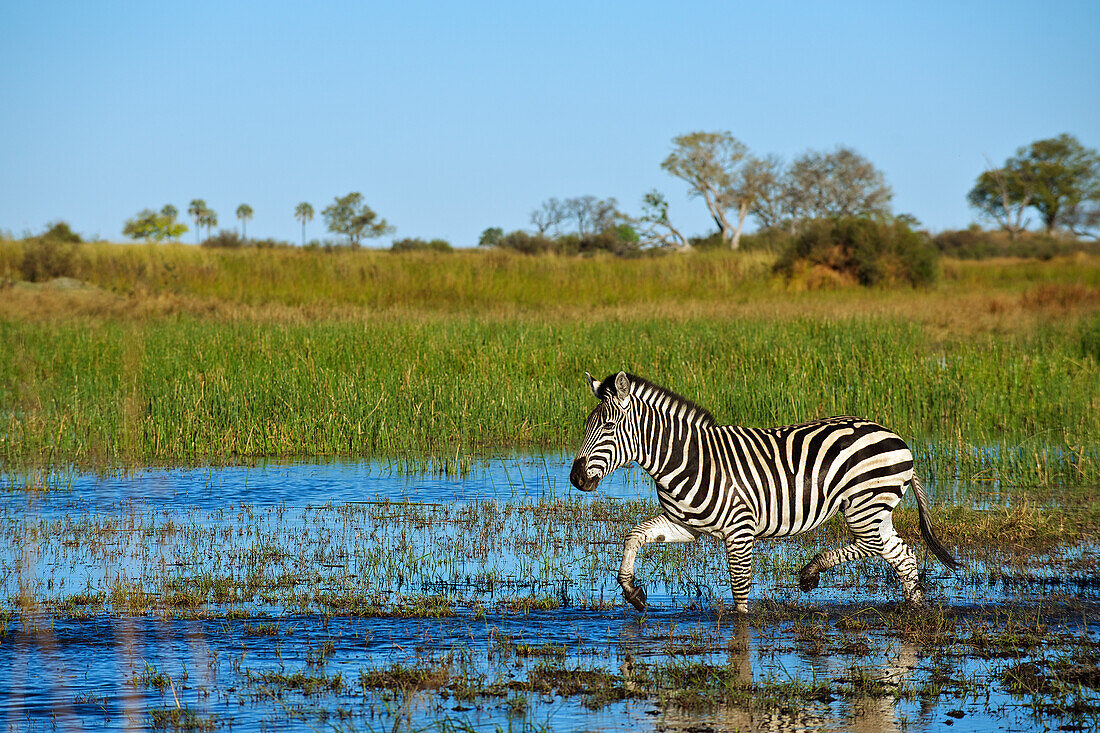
[2,1,1098,245]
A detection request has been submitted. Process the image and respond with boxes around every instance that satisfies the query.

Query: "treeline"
[482,132,1098,254]
[6,131,1096,288]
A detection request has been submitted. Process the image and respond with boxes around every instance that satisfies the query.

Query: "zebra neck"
[636,415,713,496]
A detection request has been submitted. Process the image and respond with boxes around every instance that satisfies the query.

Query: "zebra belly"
[756,496,843,538]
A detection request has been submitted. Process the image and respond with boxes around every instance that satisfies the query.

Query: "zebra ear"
[585,371,601,398]
[614,371,630,402]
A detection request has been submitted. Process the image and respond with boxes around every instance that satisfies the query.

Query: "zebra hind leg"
[813,504,923,604]
[798,540,878,592]
[799,498,923,604]
[876,512,923,604]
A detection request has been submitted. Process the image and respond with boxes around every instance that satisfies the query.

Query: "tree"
[530,197,568,235]
[199,208,218,240]
[661,131,749,247]
[123,210,161,241]
[1061,196,1100,239]
[724,154,784,248]
[123,205,188,242]
[161,205,179,229]
[294,202,314,246]
[478,227,503,247]
[236,204,253,239]
[967,162,1031,239]
[742,154,789,231]
[564,196,620,238]
[782,146,893,224]
[188,199,207,244]
[636,190,690,250]
[322,192,393,248]
[1005,133,1099,234]
[159,205,188,241]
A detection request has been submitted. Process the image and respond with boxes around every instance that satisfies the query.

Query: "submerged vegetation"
[1,465,1098,731]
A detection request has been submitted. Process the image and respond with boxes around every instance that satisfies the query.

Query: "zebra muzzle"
[569,457,599,492]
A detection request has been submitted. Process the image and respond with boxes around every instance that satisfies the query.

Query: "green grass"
[0,243,1097,484]
[0,316,1095,483]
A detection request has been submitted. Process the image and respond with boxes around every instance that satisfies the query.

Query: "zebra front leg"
[619,514,699,612]
[724,531,755,614]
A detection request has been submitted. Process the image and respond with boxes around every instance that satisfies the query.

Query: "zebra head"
[570,371,637,492]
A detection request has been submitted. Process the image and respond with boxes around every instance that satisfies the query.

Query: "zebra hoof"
[798,568,820,592]
[623,586,647,612]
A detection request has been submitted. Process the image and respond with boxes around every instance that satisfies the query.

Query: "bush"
[252,237,293,249]
[488,227,644,257]
[933,227,1093,259]
[774,216,939,287]
[41,221,82,243]
[738,228,795,253]
[688,232,727,250]
[390,237,452,253]
[18,221,84,281]
[496,231,559,255]
[688,229,794,253]
[201,230,244,249]
[20,238,77,282]
[576,227,641,257]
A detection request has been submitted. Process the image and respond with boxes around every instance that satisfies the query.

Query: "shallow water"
[2,455,1098,732]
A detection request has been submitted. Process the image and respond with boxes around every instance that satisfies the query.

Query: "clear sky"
[2,1,1098,246]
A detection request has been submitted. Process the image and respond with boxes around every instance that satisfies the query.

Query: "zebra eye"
[602,420,615,431]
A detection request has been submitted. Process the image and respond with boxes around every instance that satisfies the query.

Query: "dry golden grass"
[2,245,1097,340]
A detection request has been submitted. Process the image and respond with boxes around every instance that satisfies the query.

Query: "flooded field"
[2,456,1098,732]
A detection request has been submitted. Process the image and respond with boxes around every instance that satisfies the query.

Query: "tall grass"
[1,242,1097,482]
[1,315,1095,483]
[2,241,1094,313]
[1,242,780,311]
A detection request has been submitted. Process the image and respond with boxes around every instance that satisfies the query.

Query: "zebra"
[569,371,960,613]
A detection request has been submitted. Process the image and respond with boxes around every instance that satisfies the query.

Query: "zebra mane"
[596,373,716,428]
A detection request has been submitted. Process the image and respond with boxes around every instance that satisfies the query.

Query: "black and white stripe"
[570,371,959,612]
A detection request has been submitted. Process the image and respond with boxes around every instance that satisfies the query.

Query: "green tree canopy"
[478,227,503,247]
[967,165,1032,239]
[322,192,393,248]
[123,206,188,242]
[1007,133,1099,234]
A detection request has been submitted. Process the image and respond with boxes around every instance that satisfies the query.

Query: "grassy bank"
[1,243,1098,483]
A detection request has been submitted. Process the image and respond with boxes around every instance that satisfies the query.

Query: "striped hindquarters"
[658,416,914,539]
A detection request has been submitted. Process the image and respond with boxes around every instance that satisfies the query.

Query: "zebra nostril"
[569,457,588,489]
[570,457,600,491]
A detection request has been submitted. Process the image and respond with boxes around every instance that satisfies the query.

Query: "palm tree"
[294,202,314,247]
[199,209,218,241]
[188,199,207,244]
[236,204,253,240]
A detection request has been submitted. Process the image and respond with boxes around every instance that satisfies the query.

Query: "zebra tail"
[911,473,962,570]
